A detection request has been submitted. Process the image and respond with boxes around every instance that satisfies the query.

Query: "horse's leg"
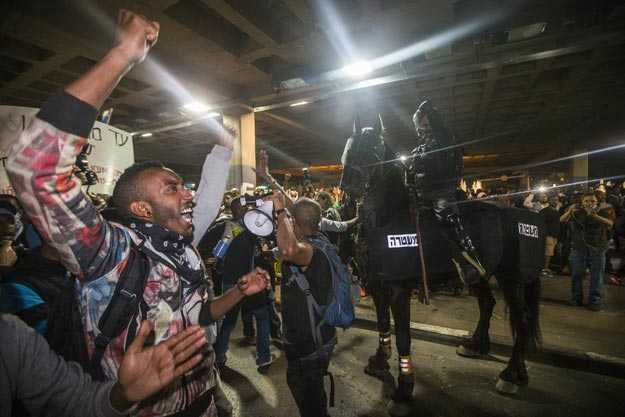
[496,280,530,395]
[387,280,415,416]
[457,279,495,357]
[365,276,392,378]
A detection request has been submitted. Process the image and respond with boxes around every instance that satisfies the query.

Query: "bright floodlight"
[290,101,310,107]
[399,155,407,161]
[343,61,372,76]
[538,186,546,192]
[183,101,210,113]
[207,112,221,117]
[140,132,153,137]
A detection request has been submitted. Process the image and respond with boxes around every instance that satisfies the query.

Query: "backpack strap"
[289,265,325,353]
[289,237,337,358]
[90,239,149,380]
[326,370,335,407]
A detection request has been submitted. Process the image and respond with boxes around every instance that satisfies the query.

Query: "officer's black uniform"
[408,100,485,283]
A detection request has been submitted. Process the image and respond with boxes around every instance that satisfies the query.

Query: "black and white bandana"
[126,218,203,284]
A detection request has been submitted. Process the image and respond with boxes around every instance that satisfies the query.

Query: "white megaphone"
[243,200,275,237]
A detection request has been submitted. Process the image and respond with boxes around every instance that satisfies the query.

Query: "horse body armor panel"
[463,201,545,284]
[364,209,455,283]
[364,201,544,285]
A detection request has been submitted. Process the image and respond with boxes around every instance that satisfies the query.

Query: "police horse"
[340,115,544,410]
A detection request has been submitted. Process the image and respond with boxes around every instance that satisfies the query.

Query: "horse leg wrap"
[365,333,392,378]
[378,332,392,359]
[398,355,413,377]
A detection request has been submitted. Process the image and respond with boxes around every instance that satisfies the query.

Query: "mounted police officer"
[407,99,486,284]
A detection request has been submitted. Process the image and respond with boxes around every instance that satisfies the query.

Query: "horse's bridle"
[346,132,386,194]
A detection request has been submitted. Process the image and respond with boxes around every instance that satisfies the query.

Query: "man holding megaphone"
[204,196,276,372]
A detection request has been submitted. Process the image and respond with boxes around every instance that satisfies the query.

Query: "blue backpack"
[289,236,358,340]
[288,236,360,409]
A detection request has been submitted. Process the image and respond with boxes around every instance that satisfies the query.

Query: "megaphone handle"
[255,215,269,227]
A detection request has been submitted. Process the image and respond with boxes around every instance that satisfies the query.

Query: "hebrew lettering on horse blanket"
[363,201,545,287]
[363,208,454,284]
[462,201,545,284]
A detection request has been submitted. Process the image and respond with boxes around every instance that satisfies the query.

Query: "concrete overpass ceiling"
[2,0,624,180]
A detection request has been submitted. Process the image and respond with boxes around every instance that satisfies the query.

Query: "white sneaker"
[257,354,276,367]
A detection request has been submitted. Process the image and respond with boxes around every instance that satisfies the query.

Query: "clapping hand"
[237,268,272,296]
[110,321,207,411]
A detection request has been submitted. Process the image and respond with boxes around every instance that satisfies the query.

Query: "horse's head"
[340,115,386,197]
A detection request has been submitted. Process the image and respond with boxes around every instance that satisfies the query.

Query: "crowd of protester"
[1,156,623,415]
[458,183,624,309]
[0,10,351,417]
[210,178,624,304]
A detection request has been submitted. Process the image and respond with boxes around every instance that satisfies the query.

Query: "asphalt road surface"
[217,321,625,417]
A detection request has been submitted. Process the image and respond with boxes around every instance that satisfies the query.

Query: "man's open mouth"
[181,207,193,224]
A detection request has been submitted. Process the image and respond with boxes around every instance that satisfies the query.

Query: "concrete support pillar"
[570,148,588,189]
[223,112,256,192]
[519,170,530,190]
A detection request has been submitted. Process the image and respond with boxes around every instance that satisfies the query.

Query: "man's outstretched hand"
[253,149,273,184]
[237,268,272,296]
[110,321,207,411]
[253,150,293,205]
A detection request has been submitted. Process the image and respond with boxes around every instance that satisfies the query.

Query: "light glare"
[140,132,153,137]
[290,101,310,107]
[183,102,210,113]
[343,62,372,76]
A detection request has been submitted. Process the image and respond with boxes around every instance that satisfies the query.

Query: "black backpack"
[44,240,149,381]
